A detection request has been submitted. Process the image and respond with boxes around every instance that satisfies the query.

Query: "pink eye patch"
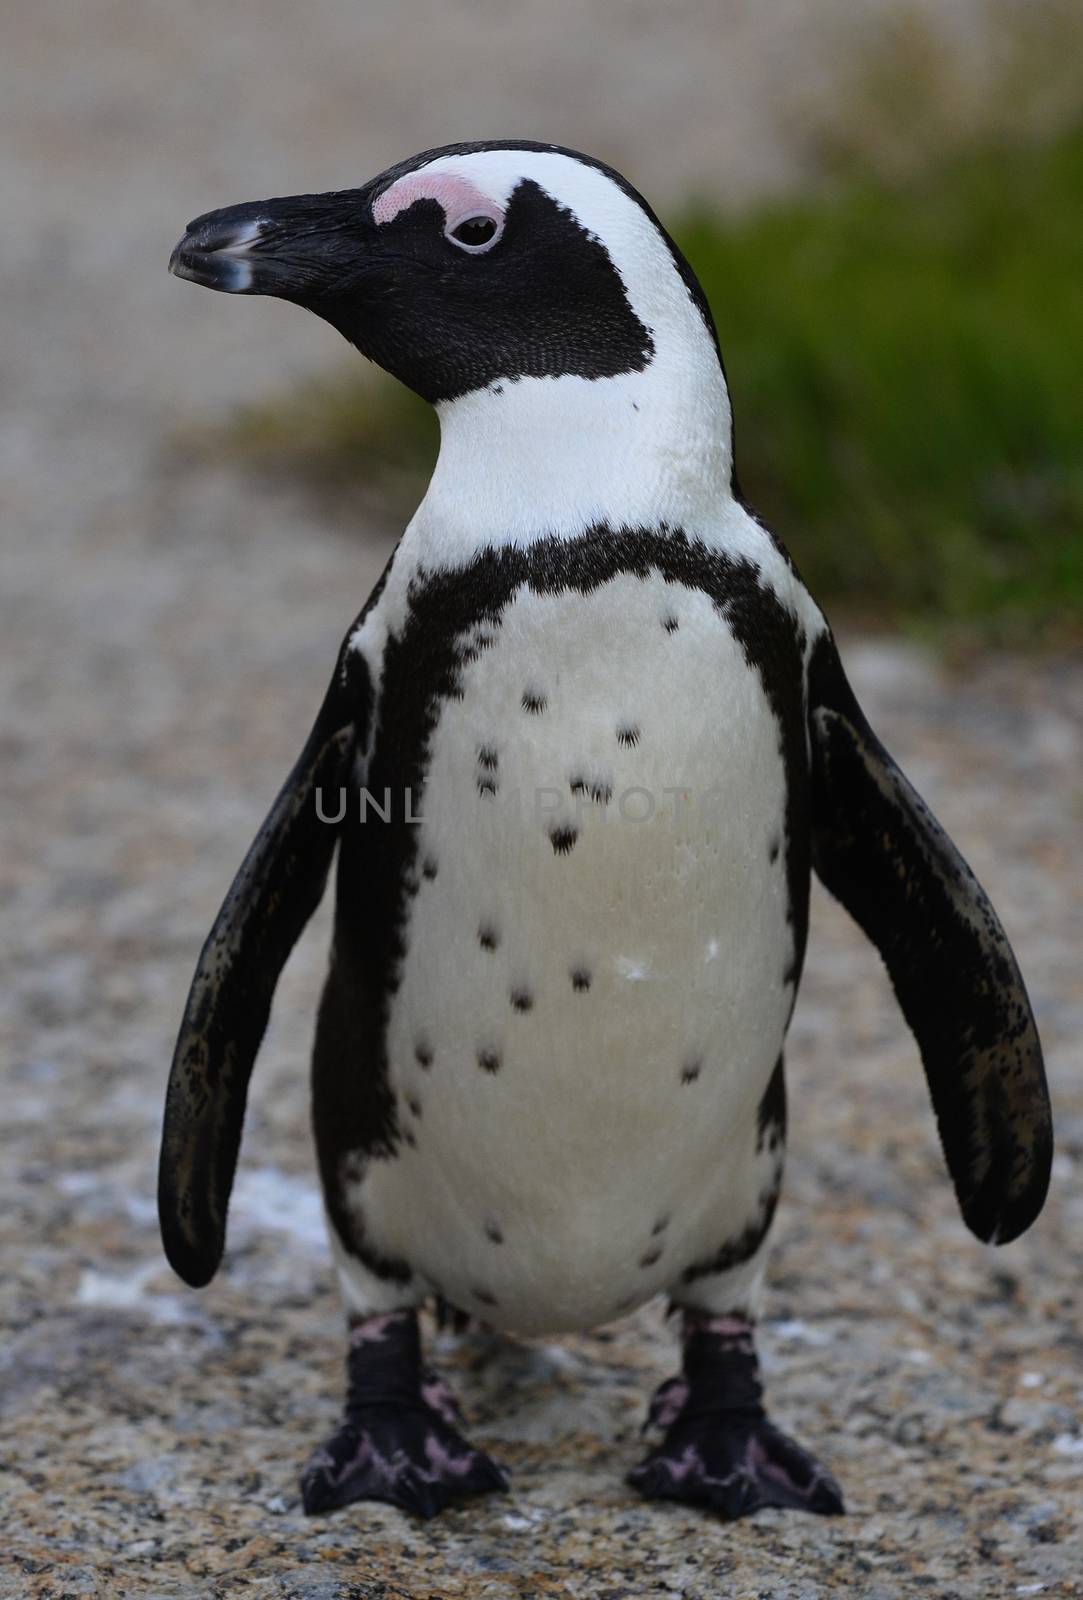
[373,171,504,239]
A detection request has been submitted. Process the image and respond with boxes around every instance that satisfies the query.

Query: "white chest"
[352,570,798,1331]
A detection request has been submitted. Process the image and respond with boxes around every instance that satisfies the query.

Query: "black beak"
[169,204,272,294]
[168,190,375,299]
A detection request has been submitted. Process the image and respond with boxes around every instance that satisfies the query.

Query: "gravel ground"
[2,3,1081,1597]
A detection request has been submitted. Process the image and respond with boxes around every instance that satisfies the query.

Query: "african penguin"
[161,141,1052,1520]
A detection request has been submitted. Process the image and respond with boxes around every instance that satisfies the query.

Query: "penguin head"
[170,141,723,409]
[172,143,736,536]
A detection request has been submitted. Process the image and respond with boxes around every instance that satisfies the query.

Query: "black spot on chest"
[570,774,613,805]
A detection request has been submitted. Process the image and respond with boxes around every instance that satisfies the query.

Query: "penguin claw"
[300,1404,508,1518]
[628,1414,844,1520]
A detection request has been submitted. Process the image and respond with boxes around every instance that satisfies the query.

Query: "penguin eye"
[446,212,503,254]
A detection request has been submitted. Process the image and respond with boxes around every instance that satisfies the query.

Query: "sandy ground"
[2,3,1082,1597]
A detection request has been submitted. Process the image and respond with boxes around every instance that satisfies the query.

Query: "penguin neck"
[406,334,734,564]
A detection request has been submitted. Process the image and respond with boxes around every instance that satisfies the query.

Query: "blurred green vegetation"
[689,124,1083,637]
[223,4,1083,640]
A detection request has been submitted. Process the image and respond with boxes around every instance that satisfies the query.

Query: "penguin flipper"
[158,642,370,1287]
[807,633,1052,1245]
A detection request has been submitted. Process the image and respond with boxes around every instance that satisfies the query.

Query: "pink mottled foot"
[629,1414,844,1518]
[628,1313,844,1520]
[300,1402,507,1517]
[300,1310,508,1518]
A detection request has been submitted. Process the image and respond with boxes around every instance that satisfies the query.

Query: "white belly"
[355,572,795,1332]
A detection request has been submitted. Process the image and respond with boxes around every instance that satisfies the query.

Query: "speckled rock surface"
[3,3,1082,1596]
[6,582,1082,1599]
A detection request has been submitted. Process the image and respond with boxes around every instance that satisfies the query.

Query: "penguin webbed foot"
[629,1407,844,1519]
[628,1312,844,1520]
[300,1398,507,1517]
[300,1309,507,1518]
